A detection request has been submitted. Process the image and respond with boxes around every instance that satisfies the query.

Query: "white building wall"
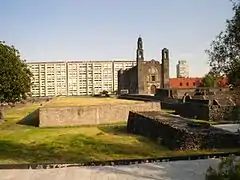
[176,60,189,78]
[27,60,136,97]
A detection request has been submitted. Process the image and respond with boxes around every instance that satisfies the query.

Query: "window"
[186,82,189,86]
[180,82,182,86]
[151,76,156,82]
[193,82,196,86]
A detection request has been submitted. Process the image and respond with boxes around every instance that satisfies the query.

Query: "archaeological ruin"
[127,111,240,150]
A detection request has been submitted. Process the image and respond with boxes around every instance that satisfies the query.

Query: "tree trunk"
[0,107,4,124]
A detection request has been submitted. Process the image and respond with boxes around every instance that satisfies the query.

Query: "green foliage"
[206,1,240,87]
[205,155,240,180]
[200,72,220,88]
[0,41,32,103]
[101,90,110,97]
[101,90,109,95]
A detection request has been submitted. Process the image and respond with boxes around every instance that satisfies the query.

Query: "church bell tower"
[136,36,144,65]
[161,48,170,88]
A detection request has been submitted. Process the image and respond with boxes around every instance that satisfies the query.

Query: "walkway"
[0,158,220,180]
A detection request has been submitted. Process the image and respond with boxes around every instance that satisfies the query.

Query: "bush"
[205,155,240,180]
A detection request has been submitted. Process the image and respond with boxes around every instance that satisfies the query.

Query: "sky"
[0,0,234,77]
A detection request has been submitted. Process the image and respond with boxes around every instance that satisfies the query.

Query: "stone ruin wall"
[118,89,240,121]
[127,111,240,150]
[177,89,240,121]
[38,102,161,127]
[176,101,239,121]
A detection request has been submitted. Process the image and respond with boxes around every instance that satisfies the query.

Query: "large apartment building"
[176,60,189,78]
[28,60,136,97]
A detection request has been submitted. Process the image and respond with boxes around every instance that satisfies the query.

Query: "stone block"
[39,102,161,127]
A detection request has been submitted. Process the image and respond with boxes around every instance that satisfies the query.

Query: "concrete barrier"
[39,102,161,127]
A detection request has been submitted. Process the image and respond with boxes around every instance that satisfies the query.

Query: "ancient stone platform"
[38,102,161,127]
[127,111,240,150]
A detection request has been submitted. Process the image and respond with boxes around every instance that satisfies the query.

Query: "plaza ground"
[0,158,220,180]
[0,97,239,164]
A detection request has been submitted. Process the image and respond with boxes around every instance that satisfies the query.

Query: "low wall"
[176,103,210,120]
[127,111,240,150]
[118,94,180,110]
[39,102,161,127]
[118,94,161,101]
[176,102,238,121]
[210,105,240,121]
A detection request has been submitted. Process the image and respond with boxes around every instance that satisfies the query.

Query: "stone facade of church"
[118,37,170,95]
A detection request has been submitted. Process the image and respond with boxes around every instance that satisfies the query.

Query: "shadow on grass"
[17,109,39,127]
[0,132,166,164]
[98,125,167,150]
[98,124,127,135]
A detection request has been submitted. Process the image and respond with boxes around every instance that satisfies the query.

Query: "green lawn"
[44,96,139,107]
[0,102,239,164]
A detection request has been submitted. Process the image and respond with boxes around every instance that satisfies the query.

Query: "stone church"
[118,37,170,95]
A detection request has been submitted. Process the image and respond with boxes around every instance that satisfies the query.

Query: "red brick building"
[169,77,228,89]
[169,78,202,88]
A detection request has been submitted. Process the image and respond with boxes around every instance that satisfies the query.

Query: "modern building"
[176,60,189,78]
[118,37,170,95]
[28,60,136,97]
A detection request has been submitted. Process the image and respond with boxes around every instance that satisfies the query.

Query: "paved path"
[214,124,240,133]
[0,159,220,180]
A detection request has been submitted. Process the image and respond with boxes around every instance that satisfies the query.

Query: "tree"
[0,41,32,122]
[205,155,240,180]
[200,72,220,88]
[206,0,240,87]
[101,90,110,97]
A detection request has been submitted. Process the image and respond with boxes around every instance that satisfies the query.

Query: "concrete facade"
[27,61,136,97]
[38,102,161,127]
[176,60,189,78]
[118,37,170,95]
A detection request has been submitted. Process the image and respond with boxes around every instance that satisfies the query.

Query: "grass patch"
[0,103,239,164]
[161,109,175,114]
[165,111,219,125]
[192,119,218,125]
[44,97,139,107]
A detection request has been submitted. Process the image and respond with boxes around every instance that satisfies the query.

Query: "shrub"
[205,155,240,180]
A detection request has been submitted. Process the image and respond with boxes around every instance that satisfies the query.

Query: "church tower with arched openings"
[161,48,170,88]
[118,36,170,94]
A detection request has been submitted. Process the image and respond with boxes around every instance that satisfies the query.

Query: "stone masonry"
[118,37,170,95]
[39,102,161,127]
[127,111,240,150]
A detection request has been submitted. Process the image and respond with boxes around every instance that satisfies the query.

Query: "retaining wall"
[118,94,179,110]
[127,111,240,150]
[39,102,161,127]
[176,103,210,120]
[176,102,238,121]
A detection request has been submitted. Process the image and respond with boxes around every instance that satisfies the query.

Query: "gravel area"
[0,159,220,180]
